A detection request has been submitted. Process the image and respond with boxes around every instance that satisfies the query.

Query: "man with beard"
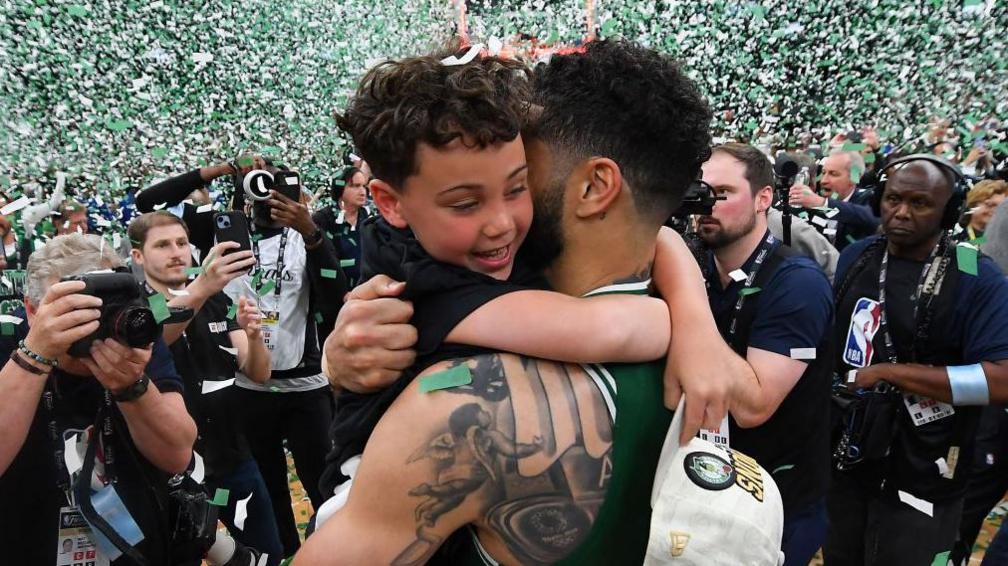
[695,143,834,565]
[295,40,758,565]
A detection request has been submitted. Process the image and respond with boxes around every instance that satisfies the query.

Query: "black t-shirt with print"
[0,328,183,566]
[163,290,250,478]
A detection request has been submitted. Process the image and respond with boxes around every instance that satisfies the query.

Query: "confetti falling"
[0,0,1005,216]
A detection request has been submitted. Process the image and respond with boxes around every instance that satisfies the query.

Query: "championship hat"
[644,398,785,565]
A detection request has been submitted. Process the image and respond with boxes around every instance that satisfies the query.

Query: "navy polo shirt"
[706,239,834,358]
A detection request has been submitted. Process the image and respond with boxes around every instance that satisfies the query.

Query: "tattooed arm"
[294,353,616,566]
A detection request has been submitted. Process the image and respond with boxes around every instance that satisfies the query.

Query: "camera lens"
[243,170,274,201]
[217,216,231,229]
[111,306,161,347]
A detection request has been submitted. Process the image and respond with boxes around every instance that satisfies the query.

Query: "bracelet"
[947,363,989,405]
[9,351,51,375]
[18,339,57,368]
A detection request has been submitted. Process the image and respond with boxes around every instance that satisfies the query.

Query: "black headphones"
[870,153,967,230]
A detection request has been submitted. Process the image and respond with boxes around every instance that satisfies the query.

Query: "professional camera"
[242,169,302,202]
[60,269,188,357]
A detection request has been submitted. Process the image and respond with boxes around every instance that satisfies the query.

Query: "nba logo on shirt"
[843,297,882,368]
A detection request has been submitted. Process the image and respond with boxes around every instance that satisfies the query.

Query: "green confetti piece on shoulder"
[798,211,809,220]
[226,302,237,320]
[339,259,356,268]
[970,236,986,246]
[251,233,264,243]
[320,268,339,279]
[739,287,762,297]
[956,243,978,276]
[209,488,229,506]
[419,365,473,393]
[314,312,323,323]
[269,386,280,392]
[846,234,858,244]
[257,279,276,296]
[348,238,358,247]
[929,551,951,566]
[148,293,170,323]
[185,267,202,277]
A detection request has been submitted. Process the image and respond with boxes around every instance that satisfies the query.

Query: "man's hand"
[23,280,103,360]
[846,364,885,391]
[235,154,267,177]
[237,296,262,339]
[82,338,153,394]
[195,242,256,295]
[788,184,827,208]
[269,190,316,238]
[323,274,417,393]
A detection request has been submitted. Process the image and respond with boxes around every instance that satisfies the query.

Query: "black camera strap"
[42,377,119,505]
[250,226,289,312]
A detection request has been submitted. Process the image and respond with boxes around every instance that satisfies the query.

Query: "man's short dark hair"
[127,211,189,250]
[337,44,531,189]
[712,143,775,196]
[528,39,712,223]
[333,166,362,201]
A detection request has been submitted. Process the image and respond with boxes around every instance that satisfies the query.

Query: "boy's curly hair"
[337,45,532,189]
[528,39,713,222]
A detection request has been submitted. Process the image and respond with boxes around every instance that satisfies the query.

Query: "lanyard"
[877,234,947,364]
[42,377,117,504]
[250,226,289,308]
[724,231,776,342]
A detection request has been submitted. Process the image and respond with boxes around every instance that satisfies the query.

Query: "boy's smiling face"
[370,134,532,280]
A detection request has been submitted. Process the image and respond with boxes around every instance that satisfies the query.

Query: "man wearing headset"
[825,155,1008,565]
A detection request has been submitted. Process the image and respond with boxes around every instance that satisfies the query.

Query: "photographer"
[138,156,348,555]
[0,233,196,565]
[128,211,283,565]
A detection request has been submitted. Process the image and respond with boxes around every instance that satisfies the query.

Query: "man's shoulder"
[763,252,832,302]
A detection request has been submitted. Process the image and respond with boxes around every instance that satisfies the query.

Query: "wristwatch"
[112,375,151,403]
[304,228,324,248]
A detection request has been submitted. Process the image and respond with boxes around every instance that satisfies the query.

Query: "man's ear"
[369,179,408,229]
[130,248,144,266]
[574,157,623,219]
[756,185,773,213]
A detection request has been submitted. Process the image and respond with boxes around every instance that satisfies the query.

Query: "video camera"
[665,179,725,235]
[60,270,191,357]
[242,169,302,203]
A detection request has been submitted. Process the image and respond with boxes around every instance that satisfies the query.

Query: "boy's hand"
[323,275,417,393]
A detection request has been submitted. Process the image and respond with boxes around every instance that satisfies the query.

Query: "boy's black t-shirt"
[319,217,546,496]
[0,327,183,565]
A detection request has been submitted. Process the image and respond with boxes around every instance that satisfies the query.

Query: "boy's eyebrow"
[438,164,530,195]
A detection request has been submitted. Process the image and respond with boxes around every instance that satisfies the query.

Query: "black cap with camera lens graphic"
[243,169,301,202]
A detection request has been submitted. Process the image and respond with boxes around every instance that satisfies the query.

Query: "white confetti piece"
[728,269,748,282]
[897,490,933,517]
[824,208,840,218]
[218,345,237,356]
[810,215,829,227]
[440,43,483,66]
[196,204,213,214]
[0,315,23,325]
[167,288,190,296]
[234,492,253,531]
[202,377,235,394]
[0,196,31,216]
[64,433,83,476]
[191,52,214,64]
[191,452,205,483]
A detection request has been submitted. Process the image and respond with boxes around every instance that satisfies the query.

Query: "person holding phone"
[137,157,348,558]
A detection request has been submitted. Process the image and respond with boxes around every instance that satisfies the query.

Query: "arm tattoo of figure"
[393,354,615,565]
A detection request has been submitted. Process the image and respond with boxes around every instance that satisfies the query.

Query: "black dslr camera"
[60,270,187,357]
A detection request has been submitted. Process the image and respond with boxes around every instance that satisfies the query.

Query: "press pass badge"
[261,310,280,351]
[56,506,110,566]
[903,393,955,427]
[698,414,731,450]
